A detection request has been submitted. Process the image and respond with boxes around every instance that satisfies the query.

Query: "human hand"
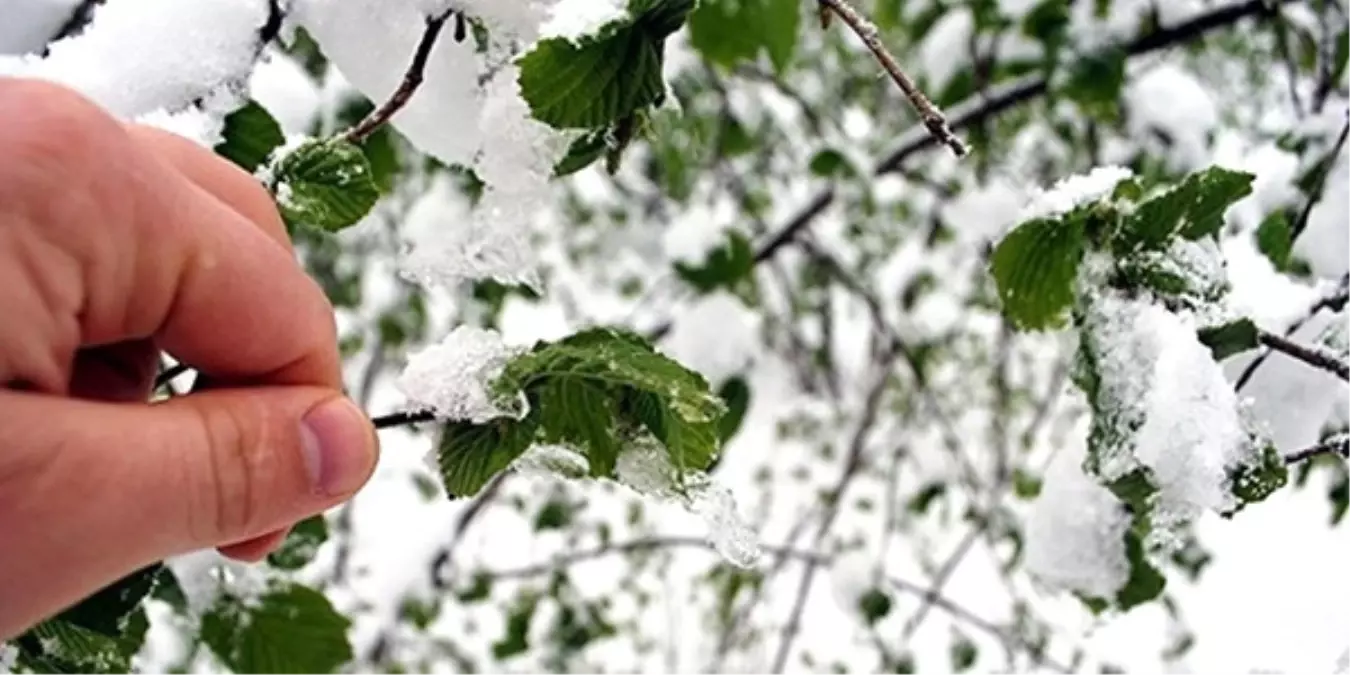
[0,80,379,640]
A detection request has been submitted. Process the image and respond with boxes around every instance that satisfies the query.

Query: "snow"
[3,0,266,120]
[539,0,629,42]
[614,437,762,568]
[395,325,526,423]
[661,292,760,384]
[163,550,267,618]
[0,642,16,672]
[294,0,569,290]
[247,49,322,135]
[1079,292,1253,546]
[1125,65,1219,171]
[1025,440,1132,600]
[0,0,81,55]
[511,444,590,479]
[1016,165,1133,222]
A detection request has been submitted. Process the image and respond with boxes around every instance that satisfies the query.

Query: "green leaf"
[857,589,893,626]
[1197,318,1259,361]
[689,0,799,73]
[906,482,946,515]
[19,619,130,673]
[436,416,540,498]
[716,376,752,443]
[555,128,613,177]
[534,497,578,530]
[539,377,621,477]
[674,231,755,293]
[215,100,284,173]
[1255,211,1294,271]
[759,0,801,73]
[201,582,352,674]
[267,514,329,570]
[990,216,1086,330]
[808,148,855,178]
[1113,530,1166,611]
[272,139,380,232]
[1012,468,1043,499]
[1228,442,1288,506]
[492,593,539,660]
[949,635,978,672]
[501,327,725,475]
[56,564,162,638]
[517,0,691,131]
[1117,167,1254,252]
[1062,48,1126,117]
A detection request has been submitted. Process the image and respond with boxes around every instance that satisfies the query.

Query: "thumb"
[0,387,377,637]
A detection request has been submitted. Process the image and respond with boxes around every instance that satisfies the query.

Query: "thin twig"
[771,346,898,673]
[478,536,824,580]
[153,362,191,391]
[342,11,453,144]
[797,238,981,486]
[888,577,1073,673]
[47,0,105,45]
[1284,434,1350,464]
[1290,112,1350,242]
[1256,329,1349,381]
[902,529,979,639]
[431,471,510,589]
[816,0,967,156]
[1236,273,1348,390]
[751,0,1291,266]
[372,409,437,429]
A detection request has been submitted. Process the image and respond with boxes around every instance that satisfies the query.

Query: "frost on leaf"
[397,326,526,423]
[616,436,762,568]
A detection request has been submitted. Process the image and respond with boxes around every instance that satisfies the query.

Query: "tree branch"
[752,0,1290,264]
[475,536,824,581]
[1290,112,1350,242]
[888,576,1073,673]
[771,346,897,673]
[1284,434,1350,464]
[816,0,967,157]
[1257,329,1349,381]
[372,408,437,429]
[1236,273,1348,391]
[342,10,453,144]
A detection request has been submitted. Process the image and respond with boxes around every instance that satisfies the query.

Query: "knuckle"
[0,79,123,178]
[186,397,288,544]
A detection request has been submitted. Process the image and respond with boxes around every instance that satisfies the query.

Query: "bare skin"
[0,79,379,640]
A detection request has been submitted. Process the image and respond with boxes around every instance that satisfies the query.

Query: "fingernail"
[300,397,377,496]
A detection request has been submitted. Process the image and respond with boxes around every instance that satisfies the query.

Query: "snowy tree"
[1,0,1347,672]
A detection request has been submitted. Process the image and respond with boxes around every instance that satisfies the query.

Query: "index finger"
[0,79,341,389]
